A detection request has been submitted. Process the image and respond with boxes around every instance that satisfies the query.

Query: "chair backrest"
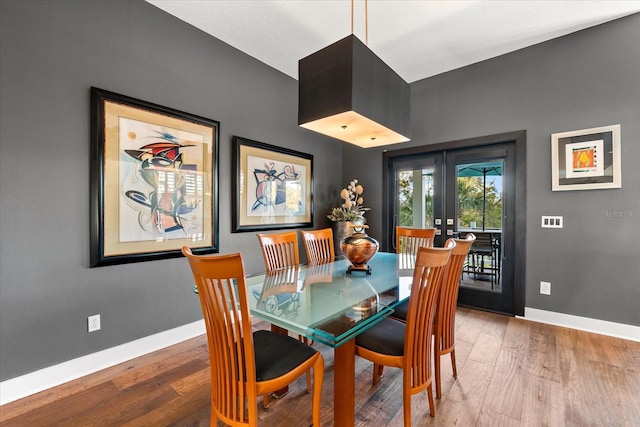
[181,247,259,425]
[436,234,476,351]
[467,231,492,250]
[257,231,300,272]
[301,228,335,264]
[404,243,453,386]
[395,226,436,255]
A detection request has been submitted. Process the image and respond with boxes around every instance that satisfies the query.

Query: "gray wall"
[1,0,638,384]
[0,0,342,381]
[345,13,640,326]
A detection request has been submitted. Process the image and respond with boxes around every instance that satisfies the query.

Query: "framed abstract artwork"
[232,136,313,232]
[90,87,219,267]
[551,124,621,191]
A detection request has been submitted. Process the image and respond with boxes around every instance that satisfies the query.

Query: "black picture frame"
[90,87,219,267]
[232,136,313,232]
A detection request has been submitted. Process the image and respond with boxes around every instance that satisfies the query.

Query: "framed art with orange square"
[551,124,621,191]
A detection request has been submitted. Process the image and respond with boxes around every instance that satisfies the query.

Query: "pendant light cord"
[365,0,368,45]
[351,0,369,45]
[351,0,354,34]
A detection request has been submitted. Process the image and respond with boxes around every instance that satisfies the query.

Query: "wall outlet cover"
[88,314,101,332]
[540,281,551,295]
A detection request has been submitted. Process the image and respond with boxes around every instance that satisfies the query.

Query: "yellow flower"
[327,178,371,222]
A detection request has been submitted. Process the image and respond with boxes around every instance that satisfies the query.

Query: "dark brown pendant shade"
[298,34,411,148]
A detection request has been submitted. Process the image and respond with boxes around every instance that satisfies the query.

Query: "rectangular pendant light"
[298,34,411,148]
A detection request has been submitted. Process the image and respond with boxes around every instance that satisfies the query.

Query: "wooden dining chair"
[257,230,312,372]
[390,226,437,322]
[388,235,475,398]
[301,228,335,264]
[299,229,334,346]
[433,233,475,399]
[256,231,300,272]
[395,226,436,254]
[182,248,324,427]
[355,244,453,425]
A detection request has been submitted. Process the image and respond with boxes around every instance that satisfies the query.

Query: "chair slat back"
[182,248,258,425]
[301,228,335,264]
[404,243,453,388]
[396,226,436,255]
[261,266,299,297]
[436,234,475,352]
[464,231,493,250]
[257,231,300,272]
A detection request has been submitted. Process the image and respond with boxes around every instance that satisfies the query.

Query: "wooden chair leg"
[435,349,442,399]
[372,363,383,385]
[263,394,269,409]
[372,363,379,385]
[312,356,324,427]
[403,380,412,427]
[299,335,312,392]
[451,349,457,378]
[427,383,435,417]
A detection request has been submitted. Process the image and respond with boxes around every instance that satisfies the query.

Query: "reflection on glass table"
[244,252,412,427]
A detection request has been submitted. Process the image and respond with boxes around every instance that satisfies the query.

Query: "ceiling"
[146,1,640,83]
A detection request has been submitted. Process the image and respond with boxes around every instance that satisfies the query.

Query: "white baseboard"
[521,307,640,342]
[0,320,206,406]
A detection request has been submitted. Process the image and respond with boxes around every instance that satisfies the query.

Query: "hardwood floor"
[2,307,639,426]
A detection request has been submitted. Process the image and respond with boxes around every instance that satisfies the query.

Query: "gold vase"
[340,222,379,274]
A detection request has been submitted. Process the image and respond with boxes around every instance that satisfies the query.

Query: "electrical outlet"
[540,281,551,295]
[88,314,101,332]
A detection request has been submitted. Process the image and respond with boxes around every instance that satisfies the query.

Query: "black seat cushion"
[355,317,405,356]
[390,300,408,322]
[253,330,317,381]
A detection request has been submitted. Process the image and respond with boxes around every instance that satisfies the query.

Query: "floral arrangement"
[327,178,370,222]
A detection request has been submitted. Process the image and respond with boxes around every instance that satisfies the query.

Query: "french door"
[383,132,526,315]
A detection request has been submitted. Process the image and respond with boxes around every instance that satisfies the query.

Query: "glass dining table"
[245,252,414,427]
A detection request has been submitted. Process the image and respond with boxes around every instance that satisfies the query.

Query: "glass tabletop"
[246,252,415,348]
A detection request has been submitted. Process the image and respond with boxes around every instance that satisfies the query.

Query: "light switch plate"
[541,216,563,228]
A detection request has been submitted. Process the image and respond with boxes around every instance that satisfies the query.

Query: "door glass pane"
[456,161,503,291]
[396,168,434,228]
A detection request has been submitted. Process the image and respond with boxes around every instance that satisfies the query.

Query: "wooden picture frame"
[232,136,313,232]
[90,87,219,267]
[551,124,621,191]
